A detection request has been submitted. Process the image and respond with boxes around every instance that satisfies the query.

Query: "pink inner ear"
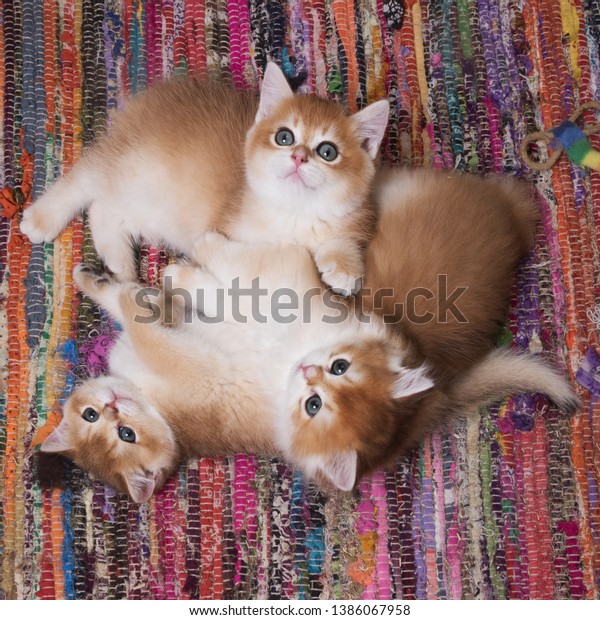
[40,421,72,453]
[257,62,294,120]
[353,99,390,158]
[125,471,157,503]
[393,366,434,399]
[321,450,357,492]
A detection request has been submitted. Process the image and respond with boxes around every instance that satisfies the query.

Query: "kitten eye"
[275,128,295,146]
[330,359,350,375]
[81,407,99,423]
[305,394,322,417]
[316,142,338,162]
[118,426,136,443]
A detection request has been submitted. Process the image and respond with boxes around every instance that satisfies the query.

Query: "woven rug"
[1,0,599,600]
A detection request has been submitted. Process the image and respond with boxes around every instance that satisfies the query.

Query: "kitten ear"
[352,99,390,159]
[393,365,434,399]
[320,450,357,491]
[124,471,157,503]
[257,62,294,121]
[40,419,72,454]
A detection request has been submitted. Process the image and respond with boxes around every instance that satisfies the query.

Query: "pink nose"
[300,364,318,380]
[106,394,120,410]
[292,148,308,169]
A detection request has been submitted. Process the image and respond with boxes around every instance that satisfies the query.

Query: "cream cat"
[39,171,578,500]
[20,63,389,295]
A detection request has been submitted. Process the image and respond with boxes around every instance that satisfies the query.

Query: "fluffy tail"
[447,348,579,413]
[20,156,99,243]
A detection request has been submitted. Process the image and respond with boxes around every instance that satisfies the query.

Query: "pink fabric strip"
[372,470,392,598]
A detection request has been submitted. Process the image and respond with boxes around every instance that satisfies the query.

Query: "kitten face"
[246,100,381,217]
[40,376,178,502]
[282,339,434,491]
[245,63,389,218]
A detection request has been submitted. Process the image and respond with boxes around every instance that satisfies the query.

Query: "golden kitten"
[364,168,539,381]
[39,171,578,500]
[287,169,572,486]
[20,63,389,295]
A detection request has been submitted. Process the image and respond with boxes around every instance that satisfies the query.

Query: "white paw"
[162,263,186,289]
[20,207,58,243]
[192,230,228,265]
[321,269,362,296]
[200,230,227,244]
[164,264,223,319]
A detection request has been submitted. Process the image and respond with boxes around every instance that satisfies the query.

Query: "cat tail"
[20,155,101,244]
[447,348,579,413]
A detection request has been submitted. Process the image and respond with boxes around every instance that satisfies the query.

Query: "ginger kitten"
[363,168,540,382]
[39,171,578,499]
[41,264,280,502]
[20,63,389,295]
[285,169,576,487]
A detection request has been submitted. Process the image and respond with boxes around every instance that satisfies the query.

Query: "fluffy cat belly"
[89,185,217,278]
[231,193,348,249]
[107,335,162,390]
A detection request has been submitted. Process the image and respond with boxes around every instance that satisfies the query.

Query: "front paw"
[163,261,209,303]
[162,262,195,295]
[320,267,363,296]
[74,263,115,292]
[314,244,364,297]
[163,261,224,319]
[20,204,62,244]
[191,230,229,265]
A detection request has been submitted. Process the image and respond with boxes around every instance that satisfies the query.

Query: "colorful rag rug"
[0,0,599,600]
